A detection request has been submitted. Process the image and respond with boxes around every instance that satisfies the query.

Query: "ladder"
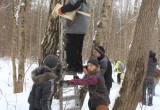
[58,0,81,109]
[60,72,81,110]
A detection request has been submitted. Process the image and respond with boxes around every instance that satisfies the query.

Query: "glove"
[58,8,63,15]
[59,80,69,86]
[74,75,80,79]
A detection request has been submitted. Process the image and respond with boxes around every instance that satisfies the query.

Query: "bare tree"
[11,0,18,93]
[11,0,27,93]
[40,0,59,65]
[113,0,160,110]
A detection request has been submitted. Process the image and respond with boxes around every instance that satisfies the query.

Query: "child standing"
[28,55,58,110]
[60,57,110,110]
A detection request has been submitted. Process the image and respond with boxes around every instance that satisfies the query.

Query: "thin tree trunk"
[113,0,160,109]
[11,0,17,93]
[16,0,27,93]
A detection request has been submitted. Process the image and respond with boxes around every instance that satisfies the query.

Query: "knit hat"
[44,55,58,68]
[87,57,99,67]
[149,50,156,57]
[95,46,105,55]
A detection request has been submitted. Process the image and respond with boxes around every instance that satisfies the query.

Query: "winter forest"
[0,0,160,110]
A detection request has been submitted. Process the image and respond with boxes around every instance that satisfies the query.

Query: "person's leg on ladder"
[76,34,85,72]
[65,34,83,72]
[65,34,78,71]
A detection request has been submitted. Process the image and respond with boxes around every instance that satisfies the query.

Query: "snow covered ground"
[0,58,160,110]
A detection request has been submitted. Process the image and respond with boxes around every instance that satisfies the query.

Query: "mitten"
[58,8,63,15]
[74,75,80,79]
[59,80,69,86]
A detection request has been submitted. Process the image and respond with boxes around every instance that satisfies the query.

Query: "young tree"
[113,0,160,110]
[11,0,18,93]
[11,0,27,93]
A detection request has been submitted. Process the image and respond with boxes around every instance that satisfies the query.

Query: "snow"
[0,58,160,110]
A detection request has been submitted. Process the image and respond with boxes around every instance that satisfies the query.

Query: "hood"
[31,67,56,84]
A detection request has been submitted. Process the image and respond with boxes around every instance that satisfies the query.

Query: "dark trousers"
[106,83,112,95]
[142,79,154,105]
[117,73,121,84]
[65,34,85,70]
[88,100,96,110]
[29,106,41,110]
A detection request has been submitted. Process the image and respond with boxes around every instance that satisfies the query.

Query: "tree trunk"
[113,0,160,110]
[11,0,17,93]
[96,0,113,47]
[16,0,27,93]
[157,16,160,63]
[40,0,59,65]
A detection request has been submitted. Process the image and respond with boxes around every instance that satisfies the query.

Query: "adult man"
[93,46,113,94]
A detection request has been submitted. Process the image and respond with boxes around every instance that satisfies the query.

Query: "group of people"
[28,46,113,110]
[27,0,160,110]
[28,0,113,110]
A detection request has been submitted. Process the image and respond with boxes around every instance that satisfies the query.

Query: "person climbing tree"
[58,0,89,73]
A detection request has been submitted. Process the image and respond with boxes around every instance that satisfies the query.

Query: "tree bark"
[11,0,18,93]
[113,0,160,110]
[16,0,27,93]
[96,0,113,47]
[39,0,59,65]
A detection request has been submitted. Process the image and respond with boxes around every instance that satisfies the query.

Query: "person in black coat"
[93,46,113,94]
[28,55,59,110]
[142,50,157,106]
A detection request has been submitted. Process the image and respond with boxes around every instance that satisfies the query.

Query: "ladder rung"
[62,95,79,101]
[65,106,81,110]
[63,71,77,75]
[63,85,78,88]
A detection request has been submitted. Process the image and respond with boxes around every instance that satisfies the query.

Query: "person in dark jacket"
[60,57,110,110]
[58,0,89,73]
[28,55,59,110]
[93,46,113,94]
[142,50,157,106]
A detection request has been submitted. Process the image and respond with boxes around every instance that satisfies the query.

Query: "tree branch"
[0,2,12,10]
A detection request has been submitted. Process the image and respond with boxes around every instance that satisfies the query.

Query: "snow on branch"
[14,1,26,25]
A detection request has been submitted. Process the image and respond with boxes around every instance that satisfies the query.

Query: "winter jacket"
[61,0,88,34]
[28,66,57,110]
[115,60,124,74]
[68,72,110,107]
[88,73,110,107]
[98,55,113,92]
[145,58,157,80]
